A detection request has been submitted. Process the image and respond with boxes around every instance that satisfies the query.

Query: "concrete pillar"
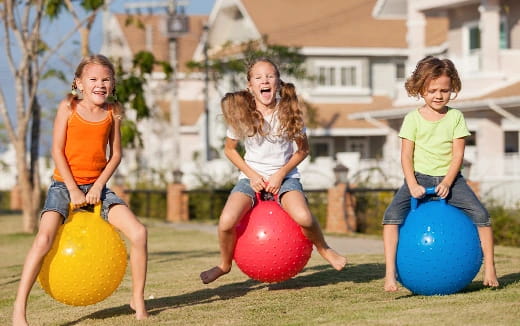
[326,183,356,234]
[406,5,426,74]
[479,0,501,72]
[167,183,188,222]
[475,118,503,177]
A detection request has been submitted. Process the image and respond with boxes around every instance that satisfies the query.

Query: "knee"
[218,213,238,233]
[33,232,55,254]
[289,209,314,229]
[128,223,148,247]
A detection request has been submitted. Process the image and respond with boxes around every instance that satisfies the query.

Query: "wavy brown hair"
[70,54,123,117]
[245,57,305,141]
[405,56,462,99]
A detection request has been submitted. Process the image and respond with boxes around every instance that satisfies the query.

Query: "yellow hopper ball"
[38,203,127,306]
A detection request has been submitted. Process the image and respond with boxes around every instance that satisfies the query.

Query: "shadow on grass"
[394,271,520,299]
[148,250,220,264]
[61,263,384,324]
[61,278,265,325]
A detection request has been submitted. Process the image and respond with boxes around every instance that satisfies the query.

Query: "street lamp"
[202,24,211,162]
[333,163,349,185]
[167,1,189,171]
[172,169,184,184]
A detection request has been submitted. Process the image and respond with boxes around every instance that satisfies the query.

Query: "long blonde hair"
[244,57,305,141]
[69,54,123,117]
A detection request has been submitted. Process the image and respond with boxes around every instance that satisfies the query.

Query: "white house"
[99,0,452,189]
[349,0,520,205]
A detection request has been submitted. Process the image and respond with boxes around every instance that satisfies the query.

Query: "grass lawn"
[0,213,519,326]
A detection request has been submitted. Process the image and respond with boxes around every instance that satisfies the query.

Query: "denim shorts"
[382,172,490,226]
[41,179,126,221]
[231,177,304,206]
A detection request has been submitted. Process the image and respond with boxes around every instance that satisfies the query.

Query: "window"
[317,62,360,88]
[466,132,476,146]
[310,138,333,159]
[505,131,519,153]
[396,62,405,80]
[346,137,368,159]
[466,19,509,52]
[468,25,480,51]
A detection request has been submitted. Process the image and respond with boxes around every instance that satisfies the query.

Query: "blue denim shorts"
[41,179,126,221]
[382,172,490,226]
[231,178,304,206]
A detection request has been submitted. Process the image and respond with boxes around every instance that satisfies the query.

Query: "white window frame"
[310,138,334,158]
[346,136,369,159]
[314,59,364,94]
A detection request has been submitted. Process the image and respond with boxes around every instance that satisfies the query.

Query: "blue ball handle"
[410,186,446,211]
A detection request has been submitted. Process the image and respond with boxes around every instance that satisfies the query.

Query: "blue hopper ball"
[396,187,483,295]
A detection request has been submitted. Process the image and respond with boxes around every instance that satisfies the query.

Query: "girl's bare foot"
[200,266,230,284]
[12,302,28,326]
[317,248,347,271]
[130,298,149,320]
[483,265,499,287]
[384,277,399,292]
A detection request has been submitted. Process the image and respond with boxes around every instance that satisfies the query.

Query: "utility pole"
[202,24,211,161]
[125,0,189,174]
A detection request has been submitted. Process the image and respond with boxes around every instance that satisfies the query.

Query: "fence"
[122,187,396,235]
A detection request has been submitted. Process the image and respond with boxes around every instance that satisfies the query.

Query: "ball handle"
[69,203,102,217]
[410,186,446,211]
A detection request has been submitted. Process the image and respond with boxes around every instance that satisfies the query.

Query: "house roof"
[240,0,447,48]
[114,14,208,73]
[156,99,204,126]
[349,81,520,120]
[313,96,392,129]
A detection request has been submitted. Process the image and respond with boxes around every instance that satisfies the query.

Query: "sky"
[0,0,215,152]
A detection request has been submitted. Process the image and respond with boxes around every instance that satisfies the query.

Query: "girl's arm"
[52,99,86,208]
[85,113,123,204]
[436,137,465,198]
[266,134,309,194]
[224,137,266,192]
[401,138,425,198]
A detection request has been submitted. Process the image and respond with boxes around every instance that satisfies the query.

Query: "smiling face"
[421,75,452,112]
[75,63,114,107]
[247,60,280,109]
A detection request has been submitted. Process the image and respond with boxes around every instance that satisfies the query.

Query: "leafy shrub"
[306,190,328,228]
[128,190,167,219]
[486,203,520,247]
[354,191,394,235]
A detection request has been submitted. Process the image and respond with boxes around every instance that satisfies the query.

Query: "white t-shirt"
[226,111,303,180]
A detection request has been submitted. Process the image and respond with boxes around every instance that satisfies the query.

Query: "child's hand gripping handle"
[410,187,446,211]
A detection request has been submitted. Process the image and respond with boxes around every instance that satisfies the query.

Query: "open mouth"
[260,87,272,99]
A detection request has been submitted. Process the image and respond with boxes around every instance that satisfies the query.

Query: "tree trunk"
[15,139,37,233]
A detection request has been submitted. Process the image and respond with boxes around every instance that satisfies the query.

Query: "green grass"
[0,214,519,325]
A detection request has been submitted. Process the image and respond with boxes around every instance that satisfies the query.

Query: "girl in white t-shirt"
[200,57,347,284]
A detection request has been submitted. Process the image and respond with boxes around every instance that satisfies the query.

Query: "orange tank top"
[53,102,114,185]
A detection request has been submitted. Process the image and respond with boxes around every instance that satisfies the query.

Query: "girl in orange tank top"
[13,55,149,324]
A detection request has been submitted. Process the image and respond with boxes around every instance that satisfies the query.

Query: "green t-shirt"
[399,107,470,176]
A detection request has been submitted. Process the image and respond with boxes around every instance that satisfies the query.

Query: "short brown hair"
[405,56,462,98]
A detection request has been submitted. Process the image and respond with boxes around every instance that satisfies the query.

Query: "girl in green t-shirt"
[382,56,499,292]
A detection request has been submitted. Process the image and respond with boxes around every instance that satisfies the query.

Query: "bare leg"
[383,224,399,292]
[477,226,499,287]
[13,212,62,326]
[109,205,149,320]
[200,192,252,284]
[281,191,347,271]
